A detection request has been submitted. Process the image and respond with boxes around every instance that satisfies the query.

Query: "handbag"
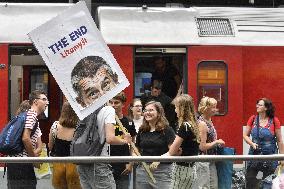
[216,146,236,189]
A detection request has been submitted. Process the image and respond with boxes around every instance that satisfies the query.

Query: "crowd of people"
[5,85,284,189]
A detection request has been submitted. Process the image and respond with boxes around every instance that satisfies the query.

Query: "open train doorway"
[9,45,62,144]
[9,46,46,118]
[134,47,186,130]
[134,47,186,99]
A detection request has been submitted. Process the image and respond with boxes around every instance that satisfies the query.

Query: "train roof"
[98,6,284,46]
[1,3,284,46]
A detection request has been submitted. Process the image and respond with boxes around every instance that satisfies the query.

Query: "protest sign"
[28,1,129,120]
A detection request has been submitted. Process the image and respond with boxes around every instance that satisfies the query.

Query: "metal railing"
[1,155,283,189]
[1,154,284,163]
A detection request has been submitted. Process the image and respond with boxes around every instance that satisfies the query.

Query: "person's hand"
[251,142,258,150]
[34,148,42,157]
[216,139,225,146]
[123,133,132,144]
[149,162,160,171]
[33,163,42,169]
[177,148,183,156]
[121,163,133,175]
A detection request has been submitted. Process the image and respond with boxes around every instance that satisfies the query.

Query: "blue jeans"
[136,163,173,189]
[77,163,116,189]
[195,162,218,189]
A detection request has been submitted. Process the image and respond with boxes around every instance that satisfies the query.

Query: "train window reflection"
[197,61,228,115]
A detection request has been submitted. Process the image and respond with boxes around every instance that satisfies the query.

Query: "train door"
[134,47,186,99]
[108,45,134,113]
[134,47,186,129]
[9,45,62,144]
[0,44,9,131]
[188,45,243,153]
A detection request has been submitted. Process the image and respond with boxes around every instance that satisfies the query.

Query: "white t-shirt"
[97,106,116,156]
[133,116,143,133]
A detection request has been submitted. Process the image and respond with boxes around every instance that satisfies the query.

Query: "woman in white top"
[128,98,144,132]
[127,98,144,188]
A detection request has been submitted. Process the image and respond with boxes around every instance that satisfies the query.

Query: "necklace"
[200,115,213,125]
[259,118,268,127]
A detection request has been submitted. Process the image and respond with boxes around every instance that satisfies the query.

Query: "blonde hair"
[198,96,217,115]
[139,101,169,132]
[173,94,200,142]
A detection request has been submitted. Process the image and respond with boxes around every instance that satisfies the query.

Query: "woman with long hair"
[48,102,81,189]
[197,96,225,189]
[243,98,283,189]
[15,100,31,116]
[135,101,175,189]
[128,98,144,132]
[169,94,200,189]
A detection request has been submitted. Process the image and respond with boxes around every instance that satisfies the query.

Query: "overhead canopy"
[0,3,71,43]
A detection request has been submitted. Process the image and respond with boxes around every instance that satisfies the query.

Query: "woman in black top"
[169,94,200,189]
[48,102,81,189]
[136,101,175,189]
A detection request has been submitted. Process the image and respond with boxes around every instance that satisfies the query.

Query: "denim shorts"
[77,163,116,189]
[136,163,173,189]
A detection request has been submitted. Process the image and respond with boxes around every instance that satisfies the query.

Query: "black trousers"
[7,163,37,189]
[245,164,274,189]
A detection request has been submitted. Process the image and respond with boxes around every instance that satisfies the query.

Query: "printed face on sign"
[71,56,119,108]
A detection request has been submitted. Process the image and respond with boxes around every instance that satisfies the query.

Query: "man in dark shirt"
[141,80,177,131]
[151,57,181,99]
[109,92,137,189]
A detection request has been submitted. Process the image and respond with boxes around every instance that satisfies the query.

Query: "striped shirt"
[11,109,42,157]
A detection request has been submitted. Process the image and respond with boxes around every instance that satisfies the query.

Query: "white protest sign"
[28,1,129,120]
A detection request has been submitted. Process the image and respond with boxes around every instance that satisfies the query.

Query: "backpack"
[0,111,38,155]
[70,107,105,158]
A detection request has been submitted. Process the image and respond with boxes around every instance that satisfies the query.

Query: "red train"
[1,3,284,155]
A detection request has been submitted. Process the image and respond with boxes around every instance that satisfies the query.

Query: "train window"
[30,67,49,119]
[197,61,228,115]
[134,54,184,99]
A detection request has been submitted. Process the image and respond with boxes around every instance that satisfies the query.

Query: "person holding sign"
[109,92,137,189]
[71,56,119,108]
[72,82,132,189]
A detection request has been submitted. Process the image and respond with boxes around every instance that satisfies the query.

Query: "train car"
[1,3,284,155]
